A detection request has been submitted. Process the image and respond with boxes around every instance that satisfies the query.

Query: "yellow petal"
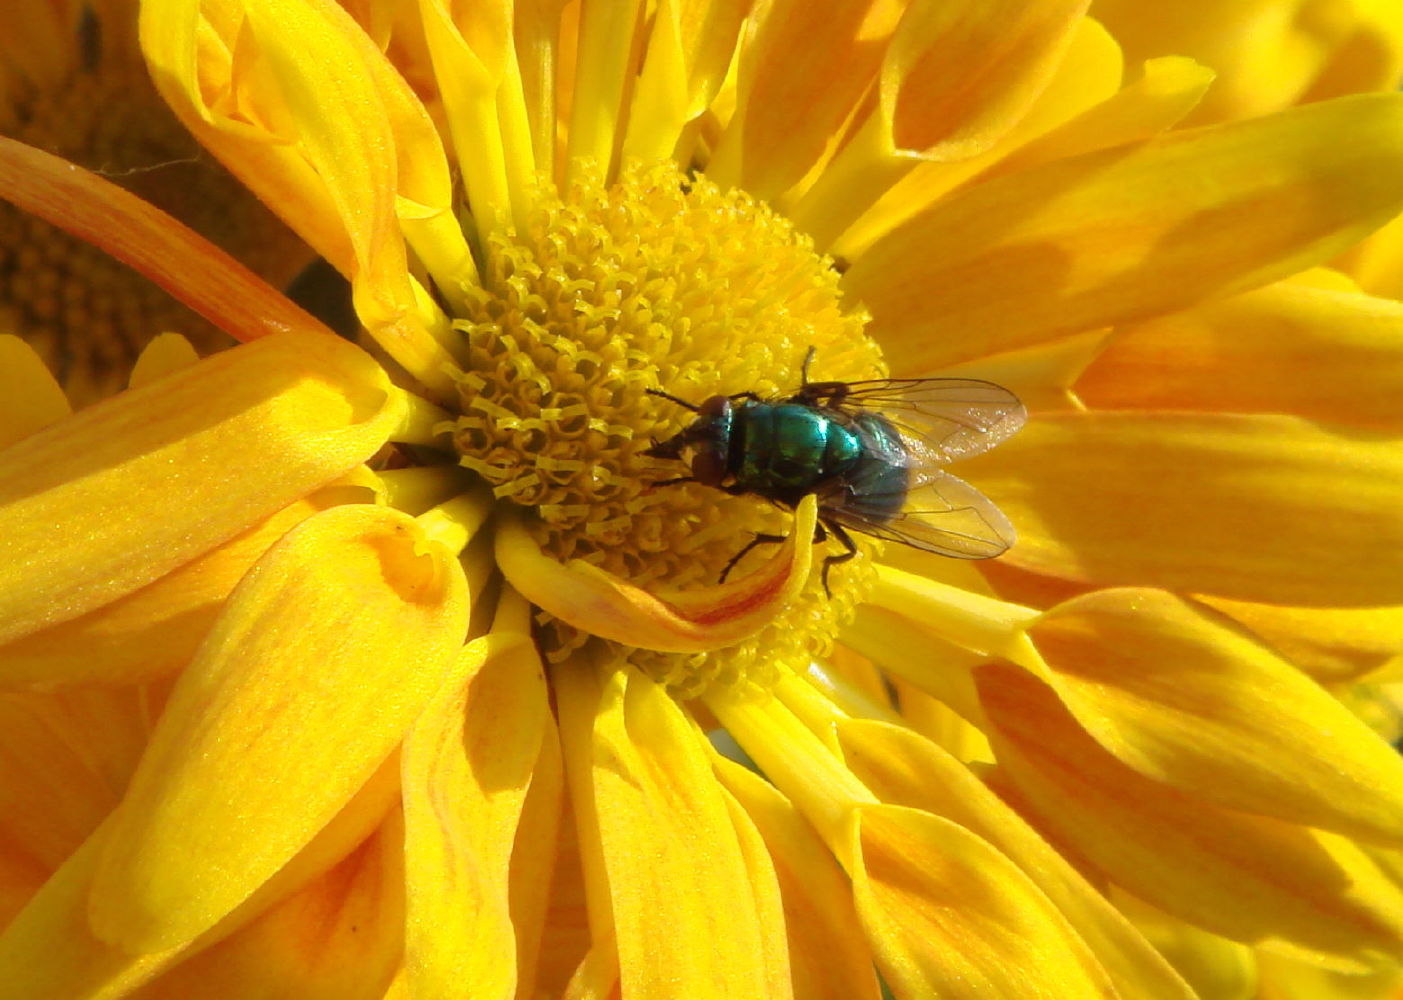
[962,411,1403,606]
[844,94,1403,372]
[401,631,552,1000]
[882,0,1092,159]
[1113,892,1260,1000]
[0,486,360,689]
[715,757,882,1000]
[128,333,201,389]
[622,0,747,163]
[850,803,1118,1000]
[563,0,643,184]
[1198,595,1403,684]
[132,819,404,1000]
[496,494,815,653]
[979,661,1403,968]
[0,329,403,646]
[835,717,1196,1000]
[1077,279,1403,430]
[1028,588,1403,843]
[89,504,468,952]
[555,662,793,1000]
[0,136,328,345]
[0,335,69,448]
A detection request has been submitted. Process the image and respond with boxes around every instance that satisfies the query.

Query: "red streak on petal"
[0,136,332,343]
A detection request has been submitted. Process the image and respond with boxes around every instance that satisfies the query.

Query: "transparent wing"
[821,465,1016,559]
[804,378,1026,464]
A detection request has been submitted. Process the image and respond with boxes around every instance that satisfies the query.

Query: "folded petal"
[849,803,1119,1000]
[496,495,815,653]
[89,504,468,952]
[835,717,1195,1000]
[1027,588,1403,843]
[978,662,1403,968]
[962,411,1403,606]
[555,662,793,1000]
[0,329,403,645]
[1076,279,1403,430]
[845,94,1403,371]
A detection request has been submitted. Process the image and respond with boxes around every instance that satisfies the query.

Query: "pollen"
[0,17,309,405]
[450,162,887,695]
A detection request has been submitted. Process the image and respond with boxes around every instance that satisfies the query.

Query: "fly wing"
[822,378,1025,464]
[822,465,1016,559]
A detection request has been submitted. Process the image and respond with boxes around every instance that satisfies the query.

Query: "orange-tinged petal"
[836,717,1196,1000]
[962,411,1403,606]
[401,631,551,1000]
[0,329,403,646]
[849,803,1118,1000]
[89,504,468,952]
[1076,279,1403,430]
[0,485,363,689]
[979,662,1403,968]
[0,689,148,871]
[707,0,895,200]
[883,0,1091,159]
[496,495,815,653]
[0,137,327,345]
[131,819,404,1000]
[556,662,793,1000]
[0,336,69,448]
[844,94,1403,371]
[1029,588,1403,843]
[714,757,882,1000]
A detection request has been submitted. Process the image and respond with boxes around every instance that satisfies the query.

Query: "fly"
[644,348,1025,592]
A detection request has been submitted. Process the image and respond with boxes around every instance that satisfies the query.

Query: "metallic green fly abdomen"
[644,350,1026,590]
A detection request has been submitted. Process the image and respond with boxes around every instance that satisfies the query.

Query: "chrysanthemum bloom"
[4,2,1403,998]
[0,0,312,404]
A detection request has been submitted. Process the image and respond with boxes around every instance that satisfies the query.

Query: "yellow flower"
[3,2,1403,999]
[0,0,312,405]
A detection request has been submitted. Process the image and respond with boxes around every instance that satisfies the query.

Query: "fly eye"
[691,449,727,486]
[698,395,732,418]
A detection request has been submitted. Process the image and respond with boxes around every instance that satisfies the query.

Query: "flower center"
[450,162,886,695]
[0,13,308,404]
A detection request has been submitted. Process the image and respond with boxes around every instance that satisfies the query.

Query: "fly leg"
[719,533,788,582]
[820,519,858,596]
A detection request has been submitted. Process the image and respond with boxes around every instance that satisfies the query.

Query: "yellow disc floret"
[450,162,886,695]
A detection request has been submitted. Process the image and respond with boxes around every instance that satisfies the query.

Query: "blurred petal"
[127,333,201,388]
[0,335,69,448]
[90,505,469,952]
[979,662,1403,969]
[963,411,1403,606]
[556,663,793,1000]
[845,94,1403,371]
[1077,279,1403,429]
[497,495,815,653]
[849,803,1119,1000]
[0,329,404,645]
[1028,589,1403,842]
[1198,596,1403,683]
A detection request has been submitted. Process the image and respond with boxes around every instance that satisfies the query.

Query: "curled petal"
[496,496,816,653]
